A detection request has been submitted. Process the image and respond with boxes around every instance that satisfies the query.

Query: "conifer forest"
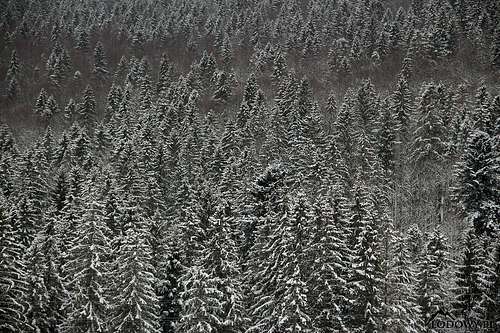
[1,0,500,332]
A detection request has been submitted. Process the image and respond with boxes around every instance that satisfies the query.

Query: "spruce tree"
[7,76,19,100]
[455,130,498,234]
[384,231,423,333]
[43,95,59,120]
[491,23,500,70]
[452,228,484,319]
[111,204,160,333]
[417,228,450,327]
[478,237,500,329]
[272,51,287,83]
[61,185,111,333]
[212,70,232,103]
[6,49,20,82]
[93,41,108,75]
[245,164,290,333]
[78,85,97,128]
[157,53,174,96]
[75,27,90,51]
[34,88,48,116]
[412,83,447,169]
[349,190,384,333]
[25,211,66,333]
[0,202,29,332]
[272,193,313,333]
[159,238,182,333]
[176,266,222,333]
[391,74,414,143]
[307,195,350,332]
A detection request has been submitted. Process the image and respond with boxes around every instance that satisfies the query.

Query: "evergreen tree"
[391,74,414,143]
[25,212,66,333]
[7,76,19,100]
[377,99,397,177]
[0,202,29,332]
[34,88,48,116]
[455,130,498,234]
[491,23,500,70]
[75,27,90,51]
[349,190,384,333]
[159,238,182,333]
[412,83,448,169]
[308,195,350,333]
[111,204,160,333]
[93,41,108,75]
[176,266,222,333]
[478,237,500,330]
[272,51,287,83]
[64,98,76,122]
[384,231,423,333]
[245,164,290,333]
[43,95,59,120]
[157,53,174,96]
[452,229,484,319]
[212,70,232,103]
[417,228,450,328]
[272,193,313,333]
[179,202,247,333]
[78,85,97,128]
[61,185,111,333]
[6,49,20,82]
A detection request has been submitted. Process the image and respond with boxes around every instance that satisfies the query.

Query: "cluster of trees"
[0,0,499,332]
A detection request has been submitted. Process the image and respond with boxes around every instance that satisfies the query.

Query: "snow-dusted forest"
[0,0,499,332]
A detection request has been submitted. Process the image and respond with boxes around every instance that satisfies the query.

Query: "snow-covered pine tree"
[198,202,248,332]
[272,51,287,83]
[25,209,66,333]
[212,70,232,103]
[34,88,48,116]
[61,182,111,333]
[349,189,384,333]
[0,201,29,332]
[452,228,484,319]
[416,228,451,329]
[412,83,447,169]
[43,95,59,120]
[271,193,313,333]
[157,53,174,96]
[491,23,500,70]
[159,236,183,333]
[245,164,291,333]
[93,41,108,76]
[7,76,19,100]
[110,202,160,333]
[477,236,500,330]
[6,49,20,83]
[383,230,423,333]
[64,98,76,123]
[376,98,397,177]
[391,74,414,145]
[176,265,222,333]
[454,130,498,234]
[75,26,90,51]
[307,194,351,332]
[471,86,493,135]
[78,85,97,129]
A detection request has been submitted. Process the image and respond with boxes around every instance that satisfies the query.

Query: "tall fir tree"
[454,130,498,234]
[0,202,29,332]
[61,183,111,333]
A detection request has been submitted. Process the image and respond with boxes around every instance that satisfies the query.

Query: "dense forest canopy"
[0,0,499,332]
